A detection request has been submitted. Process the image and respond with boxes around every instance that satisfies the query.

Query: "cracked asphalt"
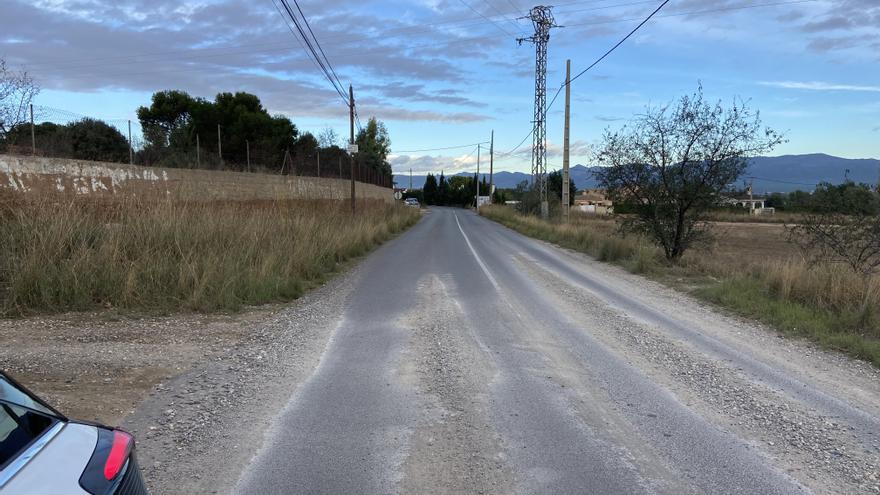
[233,207,880,494]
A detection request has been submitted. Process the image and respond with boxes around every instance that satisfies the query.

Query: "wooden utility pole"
[217,124,223,165]
[562,59,571,221]
[338,156,342,178]
[349,84,356,214]
[128,120,133,165]
[748,179,755,215]
[30,104,35,156]
[196,134,200,167]
[246,140,251,172]
[489,130,494,204]
[475,144,481,211]
[317,150,321,177]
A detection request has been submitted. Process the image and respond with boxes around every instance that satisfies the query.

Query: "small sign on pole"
[347,144,359,154]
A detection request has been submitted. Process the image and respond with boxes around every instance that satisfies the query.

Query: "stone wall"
[0,154,392,203]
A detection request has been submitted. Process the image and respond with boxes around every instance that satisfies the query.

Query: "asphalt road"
[235,207,880,495]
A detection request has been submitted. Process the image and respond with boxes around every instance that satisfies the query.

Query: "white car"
[404,198,420,207]
[0,372,148,494]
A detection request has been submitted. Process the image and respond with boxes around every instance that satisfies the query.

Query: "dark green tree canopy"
[137,90,298,170]
[356,117,391,176]
[423,173,438,205]
[137,90,195,149]
[67,118,129,162]
[3,118,127,162]
[548,170,578,206]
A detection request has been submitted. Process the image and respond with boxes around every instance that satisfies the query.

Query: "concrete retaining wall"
[0,154,392,203]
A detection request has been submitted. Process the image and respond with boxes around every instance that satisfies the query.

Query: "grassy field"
[481,205,880,367]
[0,197,419,316]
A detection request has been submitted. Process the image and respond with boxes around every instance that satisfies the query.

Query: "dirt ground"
[0,308,278,426]
[704,221,799,264]
[1,263,358,494]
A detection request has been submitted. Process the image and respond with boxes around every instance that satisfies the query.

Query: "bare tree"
[0,58,39,139]
[788,211,880,277]
[595,85,783,260]
[317,127,339,148]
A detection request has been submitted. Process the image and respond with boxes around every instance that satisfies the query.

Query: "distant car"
[0,371,148,494]
[404,198,420,207]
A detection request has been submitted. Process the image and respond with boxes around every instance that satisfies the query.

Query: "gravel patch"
[398,274,514,494]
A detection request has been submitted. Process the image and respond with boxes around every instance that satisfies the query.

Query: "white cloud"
[1,0,509,122]
[389,151,480,174]
[760,81,880,92]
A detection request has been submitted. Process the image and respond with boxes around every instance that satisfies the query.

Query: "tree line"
[0,59,391,179]
[762,182,879,215]
[137,90,391,177]
[416,173,488,207]
[409,169,578,209]
[4,118,130,162]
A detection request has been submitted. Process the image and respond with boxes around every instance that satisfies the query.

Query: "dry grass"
[702,210,806,224]
[0,196,419,315]
[481,205,880,366]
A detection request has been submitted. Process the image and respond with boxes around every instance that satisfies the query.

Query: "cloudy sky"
[2,0,879,176]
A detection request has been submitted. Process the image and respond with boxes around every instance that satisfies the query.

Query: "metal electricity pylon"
[518,5,558,218]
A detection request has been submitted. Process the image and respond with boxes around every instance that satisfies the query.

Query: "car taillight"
[104,430,133,480]
[80,427,137,494]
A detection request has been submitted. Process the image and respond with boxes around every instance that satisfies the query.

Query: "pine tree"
[438,172,448,206]
[423,173,438,205]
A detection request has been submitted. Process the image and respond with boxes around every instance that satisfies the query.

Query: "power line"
[495,128,534,159]
[36,32,508,83]
[270,0,345,103]
[565,0,819,29]
[393,142,490,153]
[274,0,349,105]
[555,0,659,16]
[568,0,670,86]
[456,0,515,37]
[392,144,485,176]
[288,0,347,98]
[543,0,811,116]
[497,0,667,166]
[540,0,668,117]
[18,0,815,73]
[481,0,527,34]
[21,1,580,70]
[501,0,811,165]
[747,176,819,187]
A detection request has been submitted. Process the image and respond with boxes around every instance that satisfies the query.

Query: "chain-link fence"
[0,104,393,189]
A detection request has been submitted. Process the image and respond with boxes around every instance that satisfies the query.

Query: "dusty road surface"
[231,207,880,495]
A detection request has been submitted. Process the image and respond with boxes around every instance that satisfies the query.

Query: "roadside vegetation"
[481,86,879,366]
[0,197,418,316]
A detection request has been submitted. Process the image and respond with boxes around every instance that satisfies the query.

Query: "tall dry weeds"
[0,197,418,315]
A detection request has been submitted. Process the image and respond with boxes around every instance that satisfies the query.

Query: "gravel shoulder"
[542,238,880,420]
[485,217,880,494]
[0,263,361,494]
[519,257,879,493]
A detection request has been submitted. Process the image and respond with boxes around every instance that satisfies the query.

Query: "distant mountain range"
[394,154,880,193]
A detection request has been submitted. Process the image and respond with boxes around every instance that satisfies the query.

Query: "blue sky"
[2,0,878,176]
